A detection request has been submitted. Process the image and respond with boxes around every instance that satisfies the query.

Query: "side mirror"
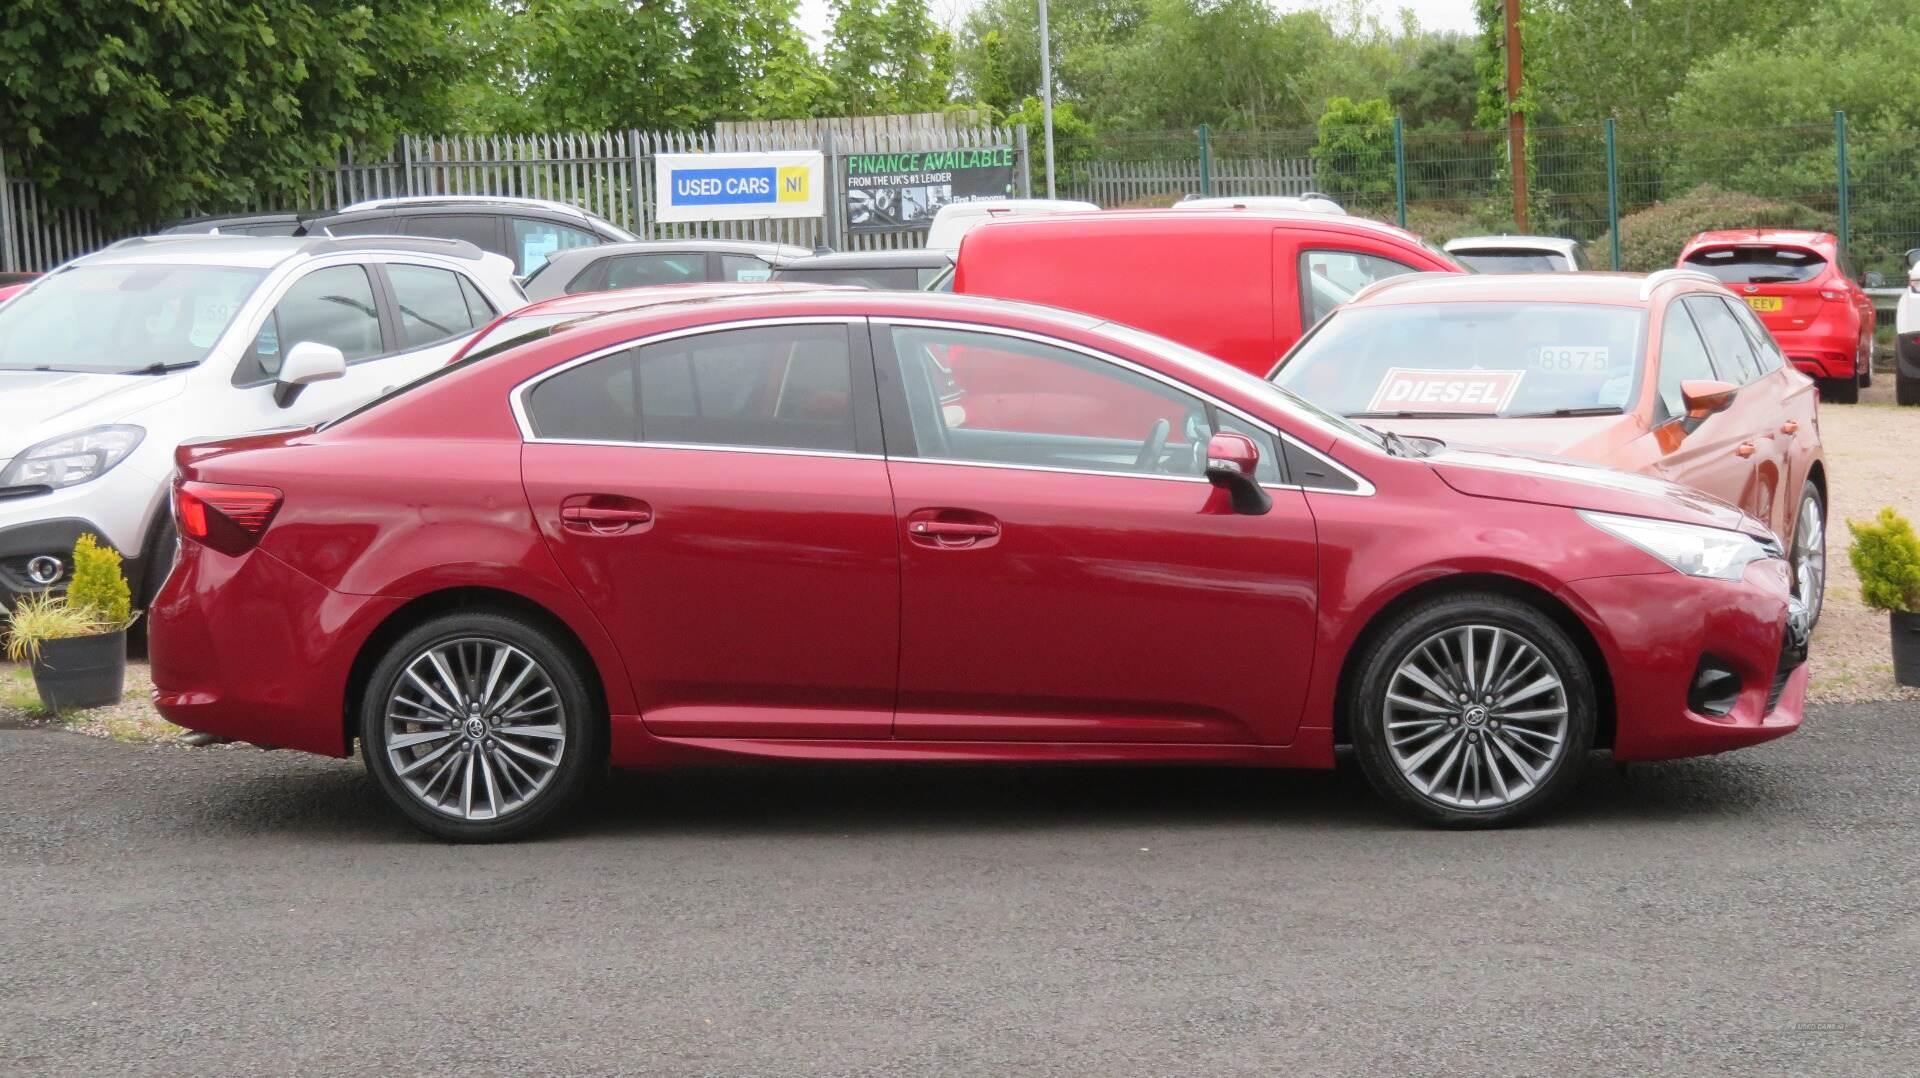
[1204,432,1272,515]
[273,341,346,407]
[1865,270,1887,289]
[1678,378,1738,432]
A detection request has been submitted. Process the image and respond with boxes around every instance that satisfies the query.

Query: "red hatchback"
[1678,230,1874,403]
[149,292,1810,840]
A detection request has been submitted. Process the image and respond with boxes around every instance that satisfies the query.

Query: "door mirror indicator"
[1204,432,1272,515]
[1678,378,1738,433]
[274,341,347,407]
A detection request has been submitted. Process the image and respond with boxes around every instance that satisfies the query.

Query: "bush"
[66,535,132,629]
[1595,184,1838,273]
[1848,508,1920,613]
[2,592,111,664]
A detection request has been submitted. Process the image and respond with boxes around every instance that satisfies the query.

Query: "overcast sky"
[796,0,1481,46]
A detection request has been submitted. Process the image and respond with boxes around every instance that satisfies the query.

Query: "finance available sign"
[846,146,1016,233]
[655,151,824,223]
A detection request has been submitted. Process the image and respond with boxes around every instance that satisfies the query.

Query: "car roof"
[78,233,488,269]
[779,249,953,269]
[1443,234,1580,255]
[1343,270,1719,307]
[508,282,856,318]
[551,239,813,262]
[969,207,1434,247]
[1686,229,1837,251]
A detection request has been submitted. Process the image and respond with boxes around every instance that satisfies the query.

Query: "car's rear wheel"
[1898,368,1920,406]
[361,611,601,842]
[1790,483,1826,629]
[1349,593,1596,828]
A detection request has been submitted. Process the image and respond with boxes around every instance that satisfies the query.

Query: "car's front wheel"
[1349,593,1596,828]
[361,611,602,842]
[1789,483,1827,629]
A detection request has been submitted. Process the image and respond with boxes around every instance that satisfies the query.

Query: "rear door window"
[719,254,774,282]
[387,264,487,350]
[1683,246,1826,284]
[590,253,707,291]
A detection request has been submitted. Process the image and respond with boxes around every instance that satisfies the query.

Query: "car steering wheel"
[1134,418,1171,472]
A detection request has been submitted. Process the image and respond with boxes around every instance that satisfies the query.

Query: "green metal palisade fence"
[1062,113,1920,279]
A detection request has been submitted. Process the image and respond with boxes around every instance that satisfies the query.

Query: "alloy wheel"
[1791,492,1826,627]
[1383,624,1570,810]
[383,637,567,821]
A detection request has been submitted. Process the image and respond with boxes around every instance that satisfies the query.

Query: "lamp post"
[1039,0,1056,198]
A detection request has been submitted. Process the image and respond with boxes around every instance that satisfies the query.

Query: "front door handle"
[906,508,1001,548]
[1781,420,1799,435]
[559,496,654,535]
[1735,441,1758,459]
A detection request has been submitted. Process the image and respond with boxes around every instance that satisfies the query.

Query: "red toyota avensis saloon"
[149,292,1812,840]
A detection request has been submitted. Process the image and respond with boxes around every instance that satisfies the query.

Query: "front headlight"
[0,425,145,490]
[1581,510,1782,581]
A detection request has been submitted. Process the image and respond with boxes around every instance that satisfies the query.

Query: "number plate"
[1745,295,1783,313]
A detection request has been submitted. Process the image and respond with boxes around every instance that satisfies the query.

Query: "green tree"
[1386,35,1481,133]
[1311,95,1395,206]
[0,0,481,227]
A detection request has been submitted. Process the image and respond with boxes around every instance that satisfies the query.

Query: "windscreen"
[1683,245,1825,284]
[1451,249,1567,273]
[0,264,265,373]
[1270,301,1647,418]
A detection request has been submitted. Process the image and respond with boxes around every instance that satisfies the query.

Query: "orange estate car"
[1269,268,1828,624]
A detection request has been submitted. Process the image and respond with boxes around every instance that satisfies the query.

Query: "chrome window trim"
[510,312,1374,495]
[509,315,862,443]
[876,316,1374,496]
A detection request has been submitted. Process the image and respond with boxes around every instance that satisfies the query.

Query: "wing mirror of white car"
[274,341,347,407]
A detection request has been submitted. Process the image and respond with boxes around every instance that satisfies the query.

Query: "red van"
[952,209,1466,375]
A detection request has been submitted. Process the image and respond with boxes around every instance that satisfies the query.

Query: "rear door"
[519,319,900,739]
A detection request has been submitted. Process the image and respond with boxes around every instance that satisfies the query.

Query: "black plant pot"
[1893,611,1920,689]
[29,630,127,712]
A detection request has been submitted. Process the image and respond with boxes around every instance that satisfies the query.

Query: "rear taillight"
[174,481,282,556]
[1820,289,1844,301]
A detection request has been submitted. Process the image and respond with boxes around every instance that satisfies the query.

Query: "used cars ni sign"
[149,292,1811,840]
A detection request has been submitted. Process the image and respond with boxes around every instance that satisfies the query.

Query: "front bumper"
[1562,558,1807,762]
[0,459,166,605]
[149,542,400,756]
[0,517,146,607]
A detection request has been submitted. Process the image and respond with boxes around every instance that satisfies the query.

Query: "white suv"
[0,234,524,610]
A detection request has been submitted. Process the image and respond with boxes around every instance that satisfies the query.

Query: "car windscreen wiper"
[121,361,200,375]
[1502,406,1624,418]
[1357,425,1432,458]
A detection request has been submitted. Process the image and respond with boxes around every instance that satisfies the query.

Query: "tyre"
[1899,370,1920,407]
[1789,483,1826,629]
[1821,375,1859,404]
[128,517,177,657]
[1349,592,1596,828]
[1858,339,1872,388]
[360,611,602,842]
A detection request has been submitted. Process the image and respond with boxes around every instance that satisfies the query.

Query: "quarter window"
[586,253,705,292]
[387,265,486,350]
[1656,302,1720,419]
[238,265,383,385]
[1300,249,1419,327]
[525,324,857,453]
[720,254,774,282]
[885,326,1213,478]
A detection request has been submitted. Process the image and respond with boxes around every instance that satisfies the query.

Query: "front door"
[875,320,1320,745]
[519,320,899,738]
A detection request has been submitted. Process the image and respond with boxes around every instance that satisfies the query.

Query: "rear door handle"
[1735,442,1758,458]
[559,496,653,534]
[911,520,998,538]
[1781,420,1798,435]
[906,509,1001,548]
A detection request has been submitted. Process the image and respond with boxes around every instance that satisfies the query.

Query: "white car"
[0,234,524,610]
[1443,235,1590,273]
[1898,256,1920,406]
[926,198,1099,254]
